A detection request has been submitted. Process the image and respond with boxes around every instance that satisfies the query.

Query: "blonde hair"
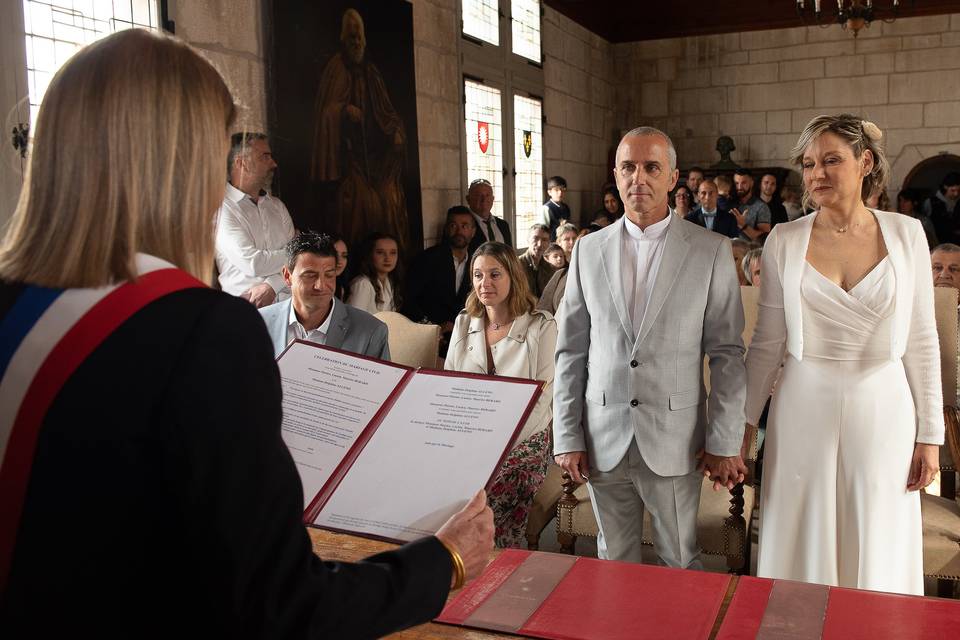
[0,29,236,288]
[465,242,537,319]
[790,113,889,212]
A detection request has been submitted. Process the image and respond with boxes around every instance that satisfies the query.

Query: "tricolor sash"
[0,255,205,588]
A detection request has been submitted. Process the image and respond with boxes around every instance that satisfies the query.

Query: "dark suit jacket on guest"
[685,208,741,239]
[469,215,513,255]
[403,243,472,327]
[519,251,556,298]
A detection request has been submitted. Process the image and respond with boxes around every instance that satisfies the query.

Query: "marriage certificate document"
[276,340,542,543]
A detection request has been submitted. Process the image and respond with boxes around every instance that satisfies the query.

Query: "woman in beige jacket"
[445,241,557,548]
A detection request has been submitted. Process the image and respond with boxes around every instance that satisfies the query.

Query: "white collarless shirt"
[215,182,296,297]
[287,298,336,347]
[621,211,672,334]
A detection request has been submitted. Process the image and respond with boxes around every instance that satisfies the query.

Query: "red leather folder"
[437,549,731,639]
[716,576,960,640]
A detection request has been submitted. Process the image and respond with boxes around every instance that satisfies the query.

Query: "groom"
[553,127,747,568]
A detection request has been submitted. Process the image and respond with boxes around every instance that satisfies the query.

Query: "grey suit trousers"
[586,440,703,569]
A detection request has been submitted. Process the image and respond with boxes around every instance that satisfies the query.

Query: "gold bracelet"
[438,538,466,590]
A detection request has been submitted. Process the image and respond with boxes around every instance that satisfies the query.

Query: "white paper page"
[276,342,409,510]
[313,372,540,541]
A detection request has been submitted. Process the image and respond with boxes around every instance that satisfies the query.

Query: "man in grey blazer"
[259,232,390,360]
[553,127,747,568]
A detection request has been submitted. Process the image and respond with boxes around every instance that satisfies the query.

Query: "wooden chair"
[525,463,565,550]
[373,312,441,369]
[555,286,761,573]
[924,287,960,594]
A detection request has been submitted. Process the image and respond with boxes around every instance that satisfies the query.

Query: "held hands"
[696,449,748,491]
[435,489,494,587]
[239,282,276,309]
[906,443,939,492]
[555,451,590,484]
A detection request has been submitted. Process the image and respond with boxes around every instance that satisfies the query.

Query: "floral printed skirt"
[487,428,551,548]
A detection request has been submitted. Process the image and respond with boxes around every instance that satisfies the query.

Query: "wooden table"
[308,528,512,639]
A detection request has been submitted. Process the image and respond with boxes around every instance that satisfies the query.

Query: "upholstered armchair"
[923,287,960,593]
[373,311,441,369]
[554,286,762,573]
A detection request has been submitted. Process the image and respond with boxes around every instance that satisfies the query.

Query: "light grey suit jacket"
[259,298,391,361]
[553,215,746,476]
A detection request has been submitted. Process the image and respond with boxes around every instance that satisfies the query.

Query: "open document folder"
[276,340,542,543]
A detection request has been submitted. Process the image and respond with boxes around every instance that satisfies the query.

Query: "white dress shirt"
[286,297,336,348]
[348,276,395,315]
[621,212,672,334]
[701,209,717,231]
[215,182,296,297]
[454,254,468,294]
[472,211,505,243]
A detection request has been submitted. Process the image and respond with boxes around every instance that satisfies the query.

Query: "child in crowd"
[543,243,567,270]
[715,174,734,211]
[541,176,570,240]
[348,232,403,314]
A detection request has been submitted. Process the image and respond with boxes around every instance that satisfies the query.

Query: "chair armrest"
[944,405,960,473]
[559,471,581,509]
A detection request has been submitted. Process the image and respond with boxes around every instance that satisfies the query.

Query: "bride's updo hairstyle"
[789,113,890,211]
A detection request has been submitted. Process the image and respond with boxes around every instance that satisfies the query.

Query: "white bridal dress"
[757,256,924,595]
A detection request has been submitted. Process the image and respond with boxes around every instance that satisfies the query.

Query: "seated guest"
[330,232,349,300]
[671,184,694,219]
[215,131,295,308]
[0,29,493,638]
[898,189,938,248]
[259,232,390,359]
[348,232,403,314]
[926,172,960,244]
[731,238,752,286]
[543,243,567,270]
[592,210,613,227]
[781,185,804,221]
[537,263,568,316]
[446,242,557,547]
[556,222,578,262]
[686,179,739,238]
[741,247,762,287]
[541,175,570,240]
[404,206,476,354]
[865,187,891,211]
[467,178,513,253]
[518,223,555,298]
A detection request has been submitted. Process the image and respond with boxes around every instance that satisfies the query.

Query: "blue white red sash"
[0,255,206,588]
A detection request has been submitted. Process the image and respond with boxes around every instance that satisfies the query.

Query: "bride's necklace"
[819,215,860,234]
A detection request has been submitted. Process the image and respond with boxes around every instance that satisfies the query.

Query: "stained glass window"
[511,0,540,63]
[464,79,504,223]
[513,94,542,245]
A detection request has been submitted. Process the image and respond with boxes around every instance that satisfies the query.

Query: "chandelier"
[796,1,911,37]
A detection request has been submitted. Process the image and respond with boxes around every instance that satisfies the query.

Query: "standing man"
[927,172,960,244]
[731,169,771,242]
[518,223,556,298]
[404,206,476,354]
[467,178,514,254]
[758,173,788,227]
[216,132,296,308]
[687,166,705,205]
[553,127,747,568]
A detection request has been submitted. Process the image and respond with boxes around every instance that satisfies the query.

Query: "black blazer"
[403,242,472,326]
[468,215,514,254]
[0,283,450,639]
[685,208,740,239]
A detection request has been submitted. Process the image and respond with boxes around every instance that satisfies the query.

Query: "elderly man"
[518,223,555,298]
[467,178,514,254]
[686,179,739,238]
[259,232,389,360]
[216,132,296,308]
[931,243,960,292]
[554,126,747,568]
[732,169,772,243]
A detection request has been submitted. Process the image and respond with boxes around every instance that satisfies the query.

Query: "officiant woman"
[0,29,492,638]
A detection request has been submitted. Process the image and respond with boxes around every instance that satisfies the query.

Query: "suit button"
[630,399,639,407]
[630,360,638,368]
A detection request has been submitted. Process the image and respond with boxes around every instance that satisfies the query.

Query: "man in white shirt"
[216,132,296,307]
[466,178,514,254]
[259,232,389,360]
[553,126,746,568]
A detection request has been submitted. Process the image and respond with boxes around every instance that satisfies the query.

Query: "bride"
[744,113,943,595]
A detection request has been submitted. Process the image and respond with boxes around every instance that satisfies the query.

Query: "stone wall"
[612,13,960,197]
[542,6,616,226]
